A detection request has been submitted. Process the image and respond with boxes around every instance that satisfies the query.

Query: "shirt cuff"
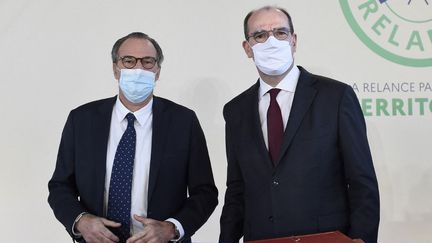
[71,212,88,237]
[165,218,184,241]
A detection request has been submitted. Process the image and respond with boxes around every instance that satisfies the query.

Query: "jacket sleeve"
[48,111,86,238]
[338,86,380,243]
[219,106,244,243]
[172,112,219,239]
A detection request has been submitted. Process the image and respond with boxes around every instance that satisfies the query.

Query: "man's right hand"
[76,214,121,243]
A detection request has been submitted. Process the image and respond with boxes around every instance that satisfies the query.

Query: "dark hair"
[111,32,164,67]
[243,6,294,40]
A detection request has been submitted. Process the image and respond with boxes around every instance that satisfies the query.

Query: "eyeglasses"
[247,28,291,43]
[118,56,158,69]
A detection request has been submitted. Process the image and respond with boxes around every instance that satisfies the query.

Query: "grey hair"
[111,32,164,67]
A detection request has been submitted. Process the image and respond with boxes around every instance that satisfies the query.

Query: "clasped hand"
[76,214,176,243]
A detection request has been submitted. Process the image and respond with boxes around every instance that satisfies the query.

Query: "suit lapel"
[248,81,275,171]
[92,96,116,215]
[147,96,169,203]
[276,68,317,164]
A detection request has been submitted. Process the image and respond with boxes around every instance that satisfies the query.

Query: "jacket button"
[269,216,273,222]
[272,180,279,186]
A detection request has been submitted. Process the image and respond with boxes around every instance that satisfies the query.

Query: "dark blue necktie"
[107,113,136,242]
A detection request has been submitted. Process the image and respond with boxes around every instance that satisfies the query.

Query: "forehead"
[248,8,289,33]
[118,38,157,57]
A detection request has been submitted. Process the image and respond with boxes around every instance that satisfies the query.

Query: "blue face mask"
[119,69,156,104]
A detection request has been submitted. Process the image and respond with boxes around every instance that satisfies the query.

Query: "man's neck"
[119,93,153,112]
[258,64,294,87]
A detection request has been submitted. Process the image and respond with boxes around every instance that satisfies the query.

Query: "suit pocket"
[318,212,349,232]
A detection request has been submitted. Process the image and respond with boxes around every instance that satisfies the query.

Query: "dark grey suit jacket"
[220,67,379,243]
[48,96,218,243]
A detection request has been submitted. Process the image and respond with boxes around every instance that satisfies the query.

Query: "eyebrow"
[251,27,290,34]
[121,55,157,59]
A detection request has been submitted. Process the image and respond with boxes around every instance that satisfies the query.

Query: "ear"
[113,63,120,80]
[291,33,298,53]
[155,67,161,81]
[242,40,254,58]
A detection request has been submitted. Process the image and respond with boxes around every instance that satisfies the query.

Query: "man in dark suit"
[48,32,218,243]
[219,6,379,243]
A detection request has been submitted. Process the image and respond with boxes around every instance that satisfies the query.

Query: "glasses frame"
[118,55,158,69]
[247,27,292,43]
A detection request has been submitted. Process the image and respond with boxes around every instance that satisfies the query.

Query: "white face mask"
[251,36,293,76]
[118,69,156,104]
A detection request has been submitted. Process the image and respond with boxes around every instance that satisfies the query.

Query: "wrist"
[168,221,180,241]
[165,218,184,241]
[72,212,88,237]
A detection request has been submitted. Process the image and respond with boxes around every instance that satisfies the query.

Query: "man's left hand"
[126,215,176,243]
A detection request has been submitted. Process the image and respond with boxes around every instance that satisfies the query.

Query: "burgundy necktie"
[267,89,283,165]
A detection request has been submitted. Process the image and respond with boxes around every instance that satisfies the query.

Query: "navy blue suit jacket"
[48,96,218,243]
[219,67,379,243]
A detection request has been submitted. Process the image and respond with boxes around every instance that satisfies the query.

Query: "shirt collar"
[259,65,300,98]
[113,96,153,126]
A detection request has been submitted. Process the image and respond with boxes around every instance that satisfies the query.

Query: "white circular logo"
[340,0,432,67]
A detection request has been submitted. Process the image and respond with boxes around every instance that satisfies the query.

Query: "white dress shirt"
[104,97,184,238]
[258,65,300,149]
